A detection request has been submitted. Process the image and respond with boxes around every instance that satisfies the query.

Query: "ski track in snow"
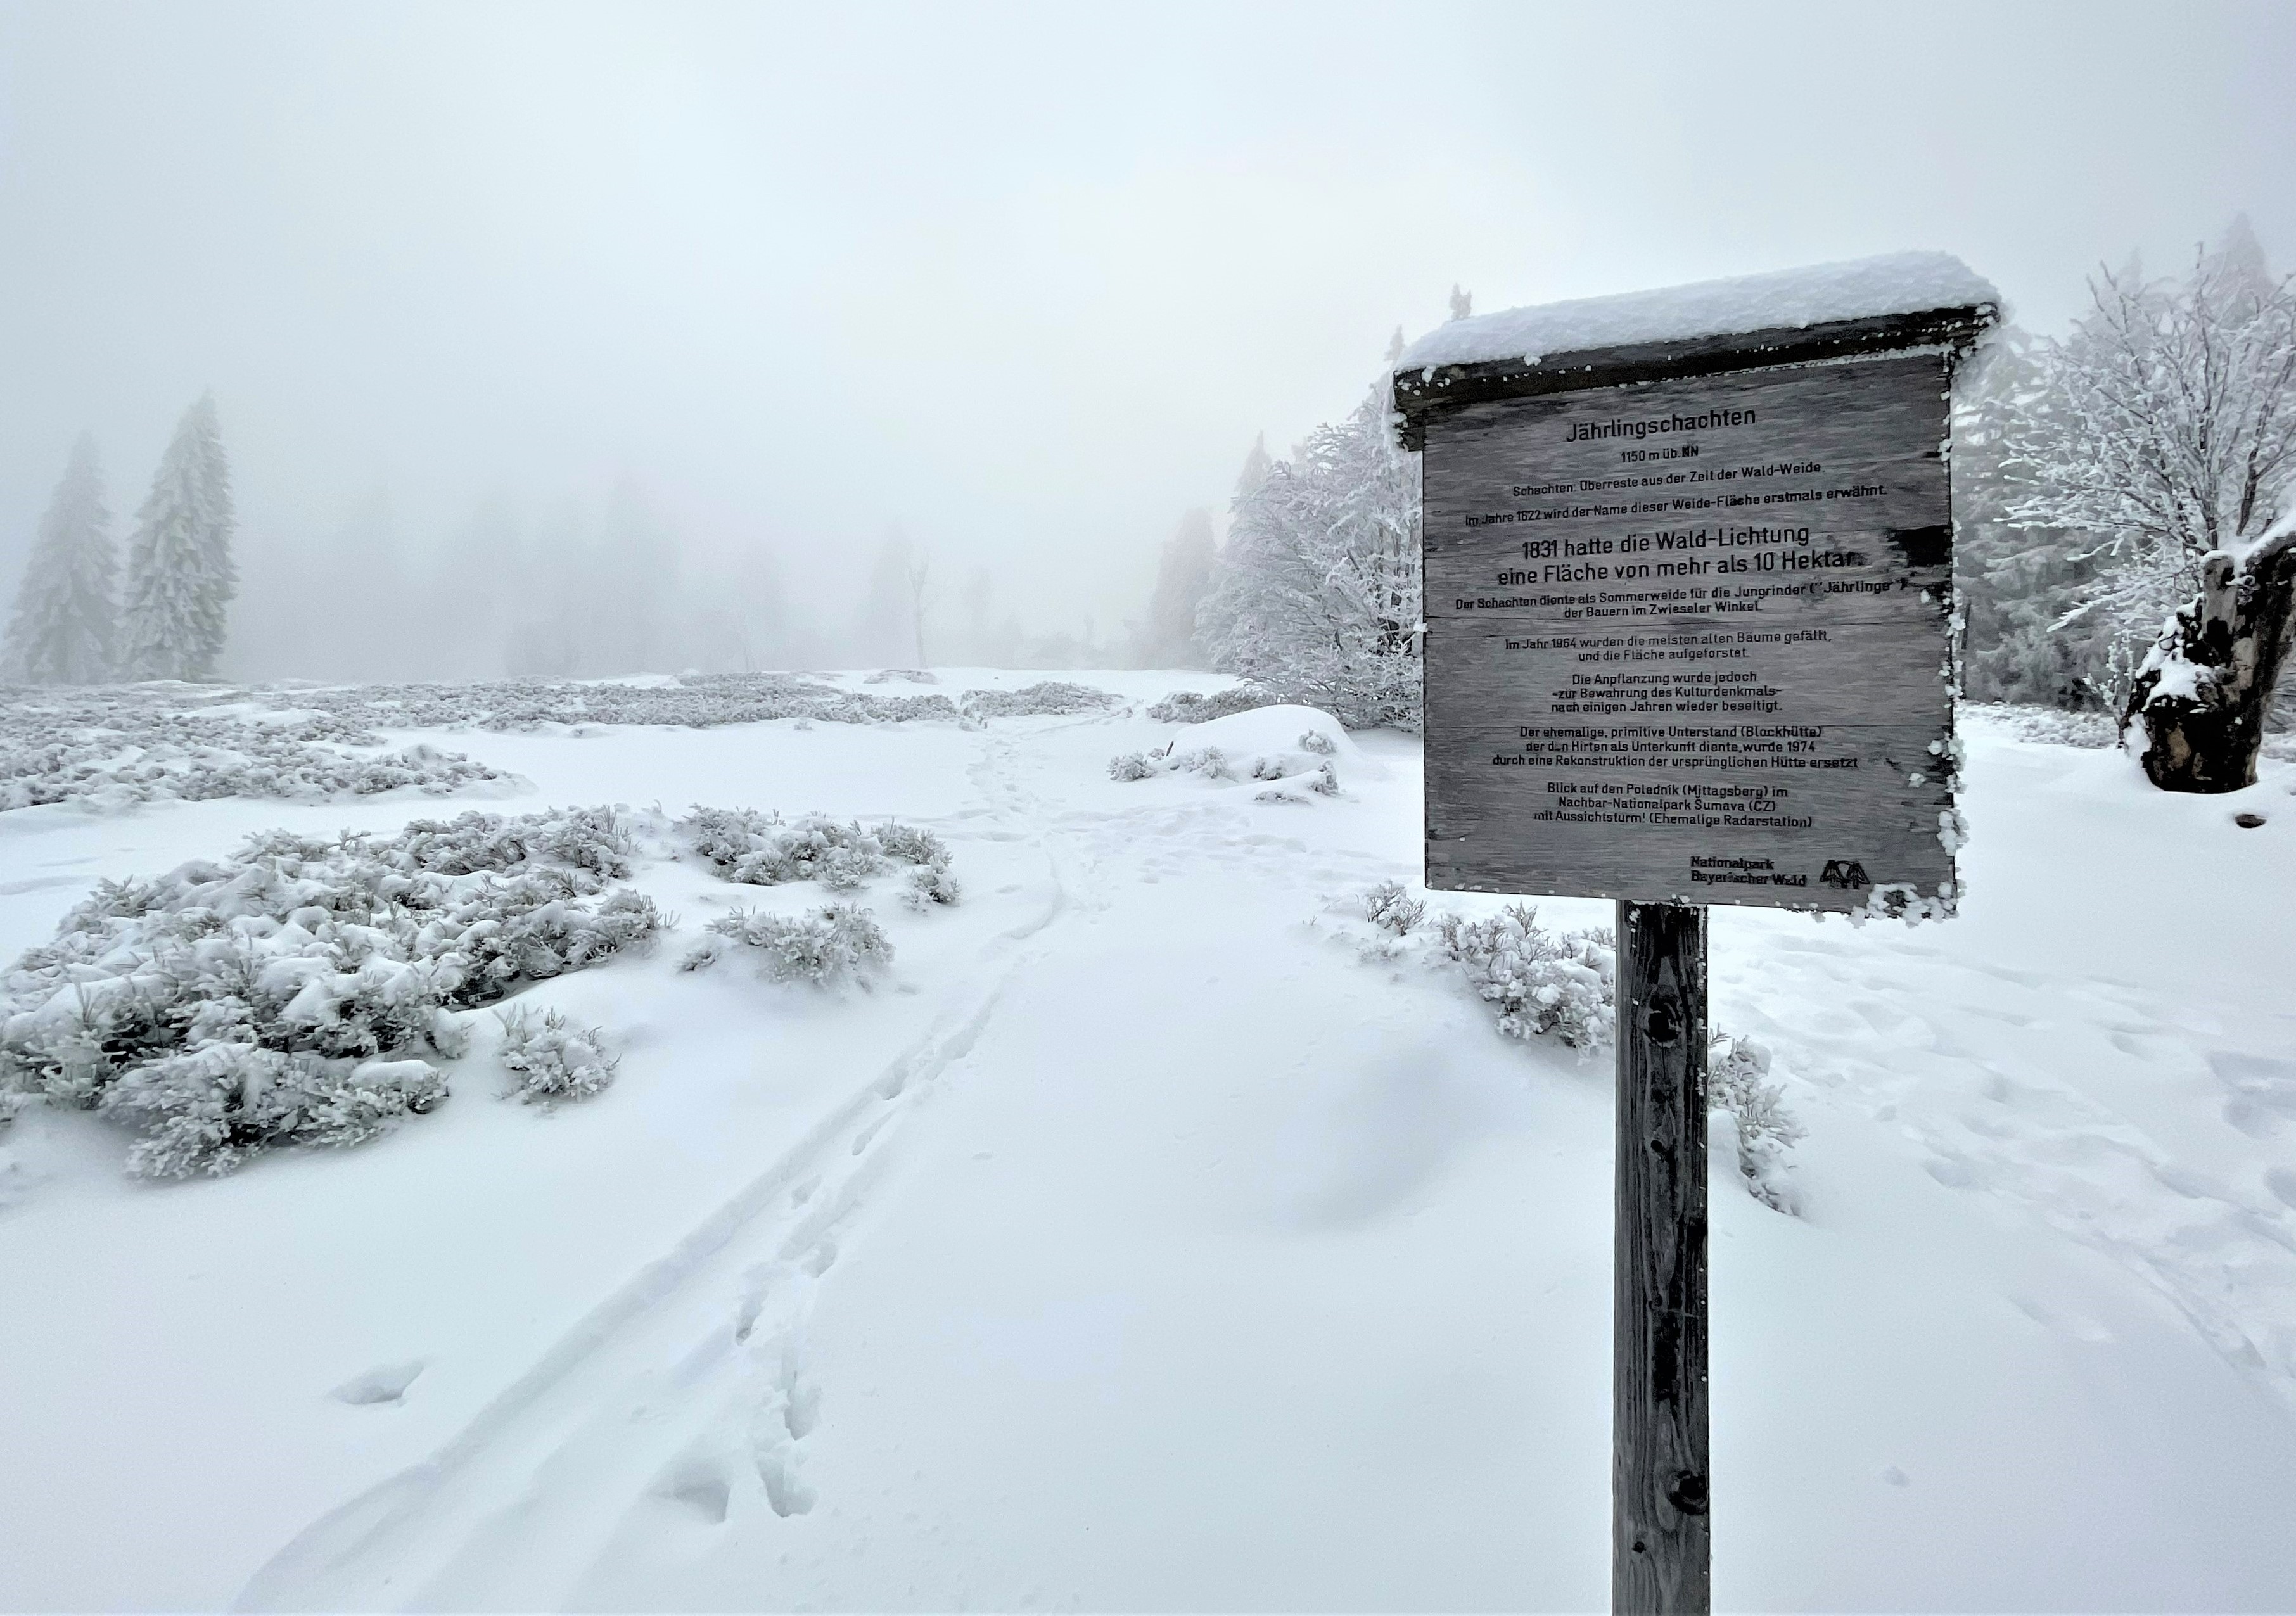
[9,695,2271,1608]
[234,731,1097,1612]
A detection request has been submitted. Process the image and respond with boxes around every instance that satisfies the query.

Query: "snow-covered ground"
[3,670,2293,1612]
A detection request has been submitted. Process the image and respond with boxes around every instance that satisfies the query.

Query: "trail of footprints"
[1738,938,2296,1409]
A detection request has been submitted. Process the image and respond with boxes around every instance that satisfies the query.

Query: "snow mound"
[1400,251,1999,371]
[1113,704,1378,799]
[1170,703,1378,775]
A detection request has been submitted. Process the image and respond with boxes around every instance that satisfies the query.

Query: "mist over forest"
[4,1,2290,684]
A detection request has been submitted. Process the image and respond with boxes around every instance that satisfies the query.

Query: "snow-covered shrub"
[0,690,508,814]
[678,808,954,900]
[698,904,891,984]
[1709,1035,1805,1214]
[1257,757,1335,794]
[1362,881,1425,936]
[1434,903,1616,1050]
[101,1048,449,1180]
[864,668,940,685]
[683,810,886,887]
[258,673,969,733]
[959,682,1118,718]
[1254,761,1339,803]
[497,1006,618,1105]
[1114,743,1336,801]
[1109,746,1229,782]
[1298,728,1336,756]
[387,803,639,879]
[900,862,962,911]
[1147,687,1270,725]
[0,805,661,1176]
[876,820,952,870]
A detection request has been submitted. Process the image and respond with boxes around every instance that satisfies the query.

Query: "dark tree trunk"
[2124,528,2296,792]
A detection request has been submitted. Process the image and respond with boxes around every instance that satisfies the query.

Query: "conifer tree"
[119,395,237,681]
[1198,386,1423,729]
[1137,508,1216,668]
[1234,433,1272,504]
[1,433,118,685]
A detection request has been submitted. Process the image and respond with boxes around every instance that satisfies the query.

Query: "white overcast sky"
[2,0,2291,653]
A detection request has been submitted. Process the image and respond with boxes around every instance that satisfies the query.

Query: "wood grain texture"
[1391,303,1993,450]
[1420,352,1960,910]
[1614,900,1710,1616]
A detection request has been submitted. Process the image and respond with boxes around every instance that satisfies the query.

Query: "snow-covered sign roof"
[1389,251,1999,449]
[1398,251,1999,372]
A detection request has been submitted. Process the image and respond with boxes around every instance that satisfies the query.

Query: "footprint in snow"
[654,1454,733,1525]
[329,1359,425,1406]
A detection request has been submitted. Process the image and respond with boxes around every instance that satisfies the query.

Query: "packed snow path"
[1,672,2293,1611]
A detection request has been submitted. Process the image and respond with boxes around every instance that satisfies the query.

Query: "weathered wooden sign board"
[1401,310,1992,913]
[1395,263,1997,1616]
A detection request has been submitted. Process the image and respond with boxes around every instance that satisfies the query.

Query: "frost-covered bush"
[1298,728,1336,756]
[0,805,662,1176]
[1114,742,1337,802]
[678,808,955,896]
[1109,744,1227,782]
[1146,687,1271,725]
[383,803,640,879]
[497,1005,618,1105]
[104,1050,449,1180]
[303,674,967,732]
[959,682,1118,718]
[1332,886,1802,1202]
[696,904,891,984]
[1709,1035,1804,1214]
[901,862,962,911]
[1362,881,1425,936]
[1253,762,1340,804]
[0,690,507,813]
[1433,903,1616,1050]
[0,673,1132,811]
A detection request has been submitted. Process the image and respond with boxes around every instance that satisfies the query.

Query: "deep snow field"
[3,668,2295,1613]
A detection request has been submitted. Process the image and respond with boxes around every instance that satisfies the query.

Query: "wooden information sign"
[1401,305,1993,913]
[1394,262,1996,1616]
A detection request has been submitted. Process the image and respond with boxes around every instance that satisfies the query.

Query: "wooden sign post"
[1393,257,1996,1615]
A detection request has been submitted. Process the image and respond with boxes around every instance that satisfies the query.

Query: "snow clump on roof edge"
[1398,251,1998,372]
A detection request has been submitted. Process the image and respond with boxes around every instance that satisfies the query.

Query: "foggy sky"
[3,0,2292,677]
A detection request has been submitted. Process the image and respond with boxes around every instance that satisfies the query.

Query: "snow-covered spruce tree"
[1137,507,1216,668]
[1955,331,2108,708]
[119,395,238,681]
[1196,386,1423,730]
[1,434,118,685]
[2003,222,2296,784]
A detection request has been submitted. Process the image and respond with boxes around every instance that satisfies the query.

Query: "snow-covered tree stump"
[2123,524,2296,792]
